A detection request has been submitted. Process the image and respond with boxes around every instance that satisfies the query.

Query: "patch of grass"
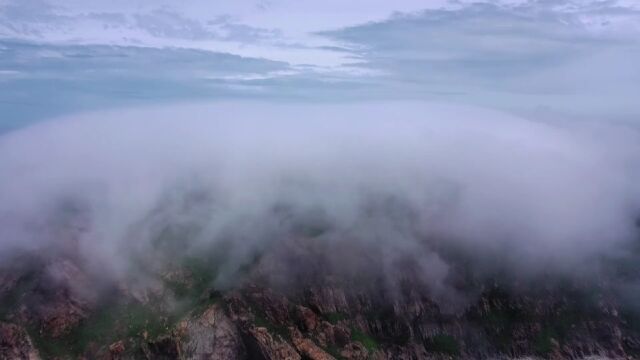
[551,310,579,341]
[28,326,73,359]
[22,240,230,358]
[189,290,222,317]
[324,344,346,359]
[425,334,460,356]
[533,327,557,356]
[362,306,411,346]
[469,287,530,351]
[28,298,175,358]
[537,297,596,349]
[163,255,224,320]
[181,256,217,294]
[121,301,173,339]
[253,313,291,340]
[325,312,346,325]
[350,328,378,352]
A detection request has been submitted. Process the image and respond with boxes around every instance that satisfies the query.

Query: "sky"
[1,0,640,132]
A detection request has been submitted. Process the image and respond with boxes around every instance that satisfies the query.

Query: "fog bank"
[0,102,639,297]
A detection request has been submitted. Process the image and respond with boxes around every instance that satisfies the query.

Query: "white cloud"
[320,1,640,116]
[1,0,639,127]
[0,102,638,287]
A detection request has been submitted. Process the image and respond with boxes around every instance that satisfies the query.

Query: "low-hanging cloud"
[0,102,639,300]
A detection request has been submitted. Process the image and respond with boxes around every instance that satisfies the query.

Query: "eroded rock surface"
[1,245,640,359]
[0,322,40,360]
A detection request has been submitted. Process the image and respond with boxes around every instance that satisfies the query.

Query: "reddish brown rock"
[291,327,335,360]
[30,259,97,338]
[0,322,40,360]
[178,304,246,359]
[295,305,318,332]
[108,340,125,355]
[340,342,368,360]
[248,326,301,360]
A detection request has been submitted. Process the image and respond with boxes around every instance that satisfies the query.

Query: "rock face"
[218,283,640,360]
[290,329,335,360]
[22,259,96,338]
[1,249,640,359]
[178,304,246,359]
[0,322,40,360]
[244,326,301,360]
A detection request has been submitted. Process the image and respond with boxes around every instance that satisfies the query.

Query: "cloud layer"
[321,1,640,116]
[2,1,640,131]
[1,102,638,299]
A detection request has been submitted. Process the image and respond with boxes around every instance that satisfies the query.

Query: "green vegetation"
[351,328,378,352]
[325,312,346,324]
[26,252,224,358]
[253,312,291,340]
[469,287,530,350]
[469,285,607,354]
[323,344,346,360]
[28,298,173,358]
[425,334,460,356]
[533,327,557,356]
[164,255,222,319]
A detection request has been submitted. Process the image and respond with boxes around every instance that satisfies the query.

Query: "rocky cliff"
[2,237,640,360]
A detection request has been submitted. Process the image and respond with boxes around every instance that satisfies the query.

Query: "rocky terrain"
[2,237,640,360]
[1,209,640,360]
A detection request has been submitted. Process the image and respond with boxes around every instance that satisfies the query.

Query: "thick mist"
[0,102,639,302]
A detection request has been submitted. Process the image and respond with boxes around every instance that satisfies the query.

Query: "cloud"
[131,9,282,43]
[1,0,640,311]
[0,40,294,132]
[207,15,282,43]
[0,102,638,300]
[0,1,286,43]
[0,37,384,133]
[0,0,69,36]
[133,8,217,40]
[2,1,639,131]
[319,0,640,116]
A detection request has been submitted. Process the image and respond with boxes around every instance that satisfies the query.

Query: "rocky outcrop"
[290,328,335,360]
[0,322,40,360]
[178,304,246,359]
[27,259,97,338]
[217,282,640,360]
[339,342,368,359]
[2,245,640,359]
[245,326,301,360]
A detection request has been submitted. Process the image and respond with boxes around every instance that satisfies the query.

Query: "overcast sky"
[1,0,639,131]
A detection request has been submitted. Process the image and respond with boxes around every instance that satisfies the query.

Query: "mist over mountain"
[1,101,639,291]
[2,1,640,359]
[1,102,640,359]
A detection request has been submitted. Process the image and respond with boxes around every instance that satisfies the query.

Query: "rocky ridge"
[1,251,640,360]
